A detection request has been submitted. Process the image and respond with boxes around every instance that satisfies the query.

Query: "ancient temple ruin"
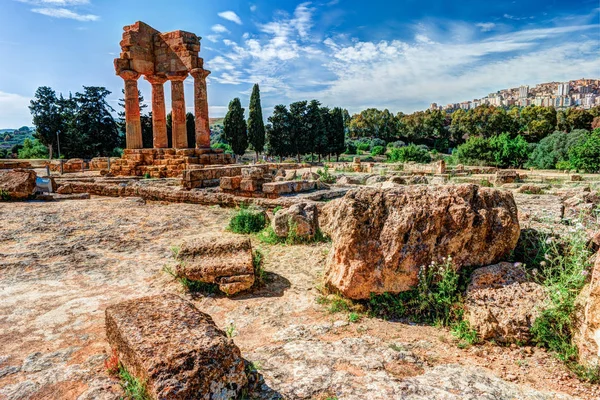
[115,21,211,149]
[111,22,232,177]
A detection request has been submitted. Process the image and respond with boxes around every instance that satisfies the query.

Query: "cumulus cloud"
[31,7,99,21]
[211,24,230,34]
[218,11,242,25]
[205,3,599,114]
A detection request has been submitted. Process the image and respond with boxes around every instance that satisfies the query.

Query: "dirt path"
[0,196,596,399]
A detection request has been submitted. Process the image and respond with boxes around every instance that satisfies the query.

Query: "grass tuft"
[162,265,219,295]
[228,205,267,234]
[118,363,151,400]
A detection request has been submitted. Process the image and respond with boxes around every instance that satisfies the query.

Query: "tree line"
[347,105,600,150]
[221,84,346,162]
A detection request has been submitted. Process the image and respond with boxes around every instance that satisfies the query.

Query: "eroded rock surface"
[465,262,547,343]
[106,294,248,399]
[574,250,600,367]
[176,236,255,295]
[0,169,36,199]
[320,184,520,299]
[272,203,319,239]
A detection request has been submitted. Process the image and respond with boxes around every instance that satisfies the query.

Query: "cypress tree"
[223,98,248,157]
[289,101,308,162]
[186,112,196,148]
[331,107,346,161]
[247,84,265,161]
[305,100,324,162]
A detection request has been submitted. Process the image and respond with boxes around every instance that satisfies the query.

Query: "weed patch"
[228,206,267,234]
[163,265,219,295]
[118,363,151,400]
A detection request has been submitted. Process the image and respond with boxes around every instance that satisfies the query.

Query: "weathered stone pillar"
[167,73,188,149]
[190,68,211,148]
[118,70,142,149]
[144,74,168,148]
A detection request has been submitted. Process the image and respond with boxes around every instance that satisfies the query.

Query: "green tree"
[330,107,346,161]
[223,98,248,157]
[527,130,588,169]
[266,105,290,161]
[18,138,48,159]
[166,112,173,148]
[29,86,62,159]
[289,101,308,162]
[388,143,431,163]
[316,106,331,161]
[520,106,557,140]
[141,112,153,149]
[565,108,594,132]
[247,84,265,161]
[455,136,495,165]
[304,100,324,161]
[186,112,196,148]
[489,133,529,168]
[569,128,600,172]
[65,86,120,158]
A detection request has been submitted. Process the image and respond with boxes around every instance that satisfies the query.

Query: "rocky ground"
[0,193,597,399]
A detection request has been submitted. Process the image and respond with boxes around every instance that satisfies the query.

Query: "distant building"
[519,85,529,99]
[556,82,570,96]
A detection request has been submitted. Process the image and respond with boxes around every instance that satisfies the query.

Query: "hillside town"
[432,78,600,112]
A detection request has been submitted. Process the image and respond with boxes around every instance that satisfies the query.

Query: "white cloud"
[0,92,32,128]
[18,0,89,4]
[250,4,257,12]
[31,7,99,21]
[211,24,229,34]
[207,4,599,116]
[218,11,242,25]
[476,22,496,32]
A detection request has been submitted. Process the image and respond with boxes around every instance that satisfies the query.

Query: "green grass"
[451,319,480,348]
[228,206,267,234]
[527,222,599,382]
[256,224,330,246]
[118,364,151,400]
[348,312,361,323]
[316,294,353,313]
[0,189,10,201]
[252,249,267,287]
[368,257,463,326]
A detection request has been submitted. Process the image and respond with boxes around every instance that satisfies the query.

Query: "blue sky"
[0,0,599,128]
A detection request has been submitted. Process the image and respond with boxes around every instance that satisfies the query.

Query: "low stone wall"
[403,160,446,175]
[89,157,119,171]
[0,161,32,169]
[184,163,307,190]
[46,159,86,173]
[263,181,320,199]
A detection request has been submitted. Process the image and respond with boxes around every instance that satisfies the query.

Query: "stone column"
[144,74,169,148]
[167,72,188,149]
[118,70,142,149]
[190,68,211,148]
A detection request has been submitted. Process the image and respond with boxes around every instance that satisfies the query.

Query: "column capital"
[190,68,211,80]
[118,70,140,81]
[166,72,188,82]
[144,74,168,85]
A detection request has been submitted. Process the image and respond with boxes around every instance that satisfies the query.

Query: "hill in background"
[0,127,35,151]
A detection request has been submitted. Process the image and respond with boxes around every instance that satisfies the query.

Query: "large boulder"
[494,170,518,185]
[106,294,248,399]
[365,175,387,185]
[301,171,320,181]
[176,236,255,295]
[272,203,319,239]
[320,184,520,299]
[0,169,36,199]
[574,251,600,367]
[464,262,547,343]
[336,175,362,185]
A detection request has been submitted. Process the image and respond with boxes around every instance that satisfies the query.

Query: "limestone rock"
[320,184,520,299]
[494,170,518,185]
[517,184,543,194]
[284,170,297,181]
[336,175,362,185]
[176,236,255,295]
[405,175,428,185]
[301,171,319,181]
[464,262,547,343]
[388,176,406,185]
[574,251,600,367]
[0,169,36,200]
[272,203,319,239]
[365,175,387,185]
[56,184,74,195]
[105,294,248,399]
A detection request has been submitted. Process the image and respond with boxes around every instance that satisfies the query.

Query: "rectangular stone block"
[105,294,247,399]
[220,176,242,191]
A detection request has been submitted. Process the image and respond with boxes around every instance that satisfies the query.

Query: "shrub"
[345,141,357,155]
[17,138,48,159]
[489,133,529,168]
[387,140,406,148]
[368,257,461,326]
[527,130,588,169]
[370,138,386,149]
[357,142,370,152]
[316,165,336,183]
[0,190,10,201]
[212,142,233,154]
[227,206,267,234]
[111,147,124,157]
[370,145,385,156]
[568,128,600,173]
[455,136,495,166]
[387,143,431,163]
[555,160,572,170]
[118,363,151,400]
[528,223,598,382]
